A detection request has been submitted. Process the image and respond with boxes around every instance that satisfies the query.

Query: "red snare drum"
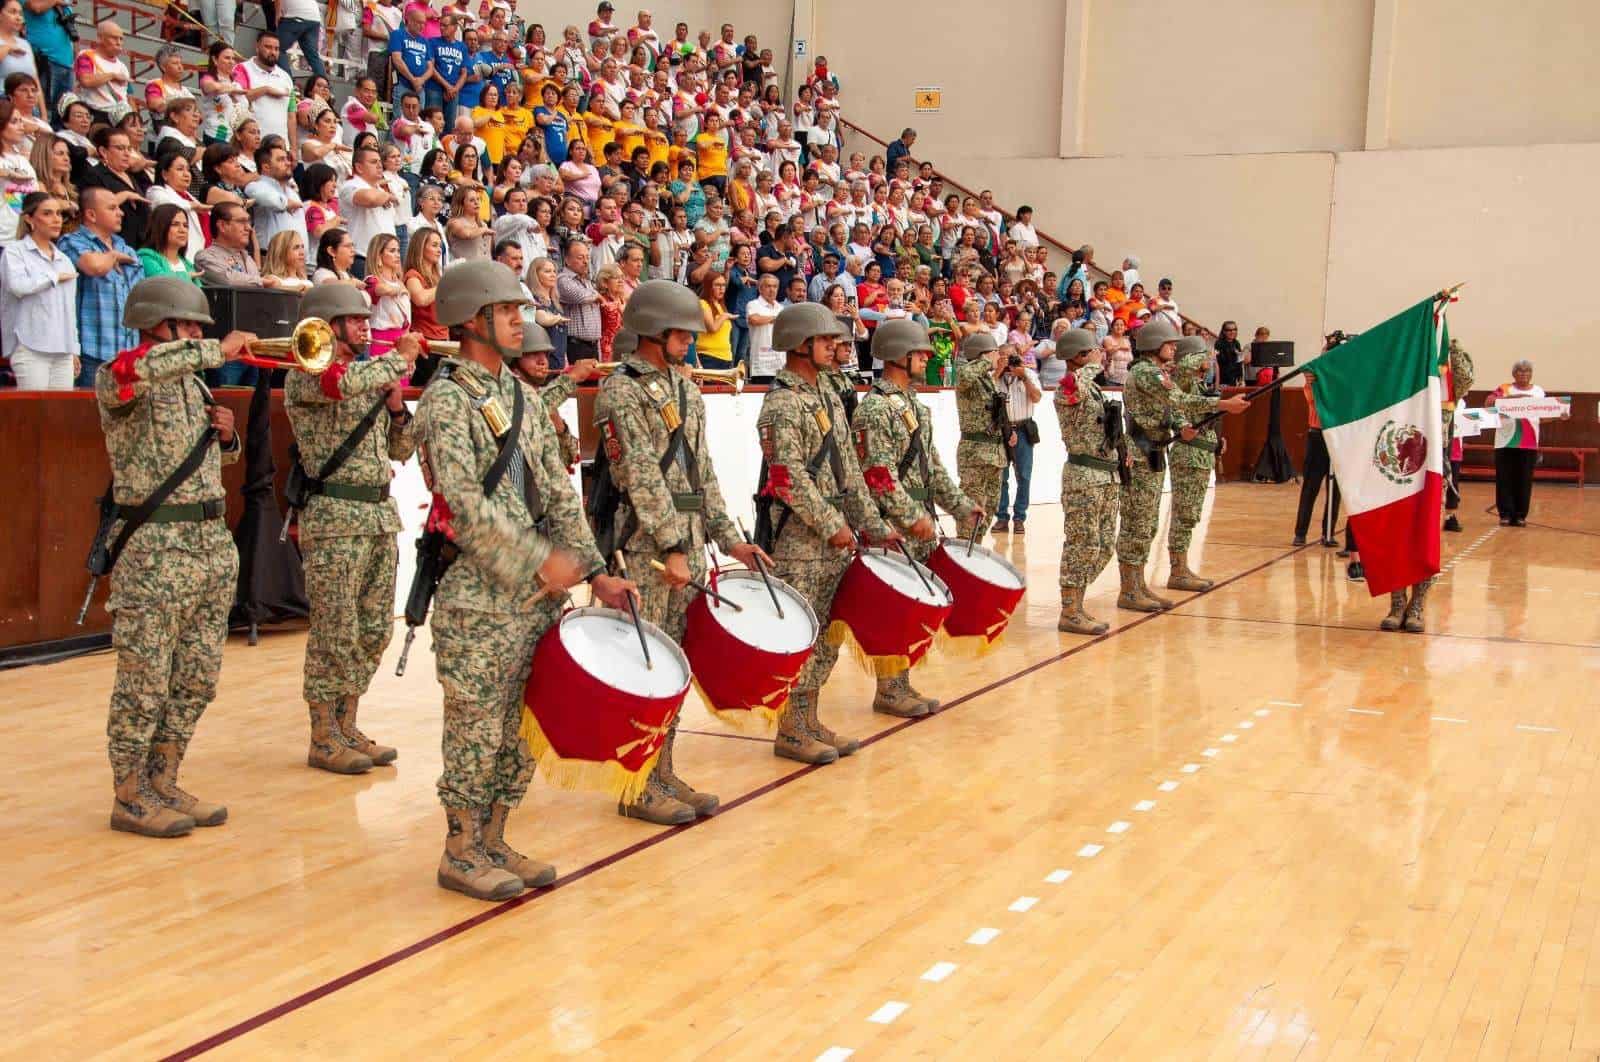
[683,570,817,728]
[520,607,691,803]
[927,538,1027,649]
[827,548,953,675]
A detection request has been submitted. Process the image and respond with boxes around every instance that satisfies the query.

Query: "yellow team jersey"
[613,120,645,159]
[472,106,508,163]
[583,111,616,162]
[668,144,693,177]
[501,107,533,156]
[694,133,728,178]
[644,128,670,171]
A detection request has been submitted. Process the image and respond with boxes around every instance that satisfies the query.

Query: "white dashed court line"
[1158,780,1180,791]
[1181,764,1201,773]
[1255,708,1271,717]
[1516,724,1559,733]
[1202,748,1219,758]
[1008,896,1039,913]
[816,1049,854,1062]
[1107,821,1130,834]
[1045,869,1071,884]
[1221,734,1238,743]
[1347,708,1384,716]
[867,1001,909,1025]
[921,962,958,983]
[1432,716,1469,725]
[1268,701,1302,708]
[1134,800,1156,812]
[1238,721,1254,729]
[1078,844,1103,858]
[967,928,1001,946]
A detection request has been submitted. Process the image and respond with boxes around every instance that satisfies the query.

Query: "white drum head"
[703,570,818,653]
[937,539,1026,590]
[559,607,690,698]
[860,549,952,607]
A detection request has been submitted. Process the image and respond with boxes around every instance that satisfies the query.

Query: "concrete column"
[1059,0,1091,157]
[1364,0,1400,150]
[786,0,816,103]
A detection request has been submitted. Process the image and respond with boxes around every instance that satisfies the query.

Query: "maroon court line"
[159,544,1307,1060]
[1172,610,1600,651]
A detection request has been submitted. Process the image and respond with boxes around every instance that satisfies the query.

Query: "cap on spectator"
[1133,317,1180,353]
[870,318,931,366]
[435,260,528,327]
[597,1,613,10]
[772,302,839,351]
[621,279,704,338]
[960,332,999,360]
[301,284,371,323]
[123,275,213,330]
[521,322,555,355]
[1055,328,1098,360]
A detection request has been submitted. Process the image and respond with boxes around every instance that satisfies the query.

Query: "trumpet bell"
[240,317,337,373]
[692,362,746,393]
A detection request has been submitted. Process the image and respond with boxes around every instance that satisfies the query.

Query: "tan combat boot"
[1379,590,1408,631]
[619,770,697,825]
[1167,551,1214,592]
[1403,579,1433,633]
[437,806,524,900]
[110,767,195,838]
[1058,587,1109,635]
[802,689,860,756]
[307,701,374,775]
[774,693,839,765]
[1117,562,1166,612]
[655,721,719,816]
[1138,565,1177,609]
[337,695,397,765]
[146,741,227,826]
[905,675,941,714]
[873,672,929,718]
[481,804,557,888]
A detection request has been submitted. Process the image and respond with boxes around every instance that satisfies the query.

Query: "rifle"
[75,487,118,625]
[1104,403,1131,487]
[395,527,456,676]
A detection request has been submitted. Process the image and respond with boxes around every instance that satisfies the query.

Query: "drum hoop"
[934,536,1026,587]
[559,606,693,695]
[703,569,821,645]
[856,546,954,605]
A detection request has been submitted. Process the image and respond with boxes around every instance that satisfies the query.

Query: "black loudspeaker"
[202,285,301,340]
[1250,340,1295,368]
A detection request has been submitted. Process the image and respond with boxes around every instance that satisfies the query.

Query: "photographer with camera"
[993,344,1042,534]
[22,0,76,122]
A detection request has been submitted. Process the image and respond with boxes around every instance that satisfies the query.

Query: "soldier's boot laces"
[873,672,929,718]
[337,695,397,765]
[1117,562,1166,612]
[802,689,860,756]
[1403,579,1433,634]
[307,700,374,775]
[655,721,719,816]
[480,804,557,888]
[1380,590,1408,631]
[110,766,195,838]
[903,673,941,714]
[437,806,524,901]
[1058,587,1109,635]
[1167,551,1214,592]
[619,770,696,826]
[147,741,227,826]
[774,693,839,765]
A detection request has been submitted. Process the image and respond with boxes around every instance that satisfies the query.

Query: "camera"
[1007,354,1023,368]
[56,0,79,41]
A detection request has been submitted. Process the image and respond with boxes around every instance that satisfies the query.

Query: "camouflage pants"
[106,544,238,779]
[956,455,1003,535]
[433,605,546,809]
[1115,465,1164,566]
[301,532,398,703]
[773,548,853,693]
[1059,478,1118,590]
[1166,465,1211,553]
[624,544,707,644]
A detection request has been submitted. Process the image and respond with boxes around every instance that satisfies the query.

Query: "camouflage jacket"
[285,351,417,538]
[416,357,603,614]
[539,372,581,469]
[1443,343,1475,428]
[1055,364,1119,487]
[954,355,1006,470]
[1124,356,1219,448]
[757,367,888,557]
[1169,351,1219,471]
[593,356,740,557]
[95,338,239,557]
[820,368,859,422]
[851,377,971,529]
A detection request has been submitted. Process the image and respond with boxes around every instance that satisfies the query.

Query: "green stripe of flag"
[1309,298,1439,430]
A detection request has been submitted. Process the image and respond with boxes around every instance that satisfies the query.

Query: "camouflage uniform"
[1166,350,1219,555]
[1116,357,1220,566]
[97,338,240,831]
[954,355,1005,535]
[1056,364,1119,592]
[820,367,859,424]
[539,372,582,469]
[415,357,604,813]
[594,355,743,820]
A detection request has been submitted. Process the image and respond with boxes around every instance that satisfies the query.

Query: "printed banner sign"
[1494,395,1570,420]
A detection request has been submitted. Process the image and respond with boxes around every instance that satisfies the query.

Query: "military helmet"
[1055,327,1099,361]
[960,332,999,361]
[612,329,638,357]
[621,279,703,337]
[1174,335,1208,358]
[870,318,932,366]
[520,321,554,355]
[831,314,854,341]
[300,284,371,322]
[771,302,839,351]
[124,275,214,330]
[1133,317,1180,354]
[434,260,529,327]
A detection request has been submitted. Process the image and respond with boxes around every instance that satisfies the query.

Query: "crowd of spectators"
[0,0,1272,392]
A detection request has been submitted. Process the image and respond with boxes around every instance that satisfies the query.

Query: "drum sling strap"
[620,364,703,508]
[95,424,219,574]
[879,381,932,510]
[287,395,390,507]
[766,378,848,545]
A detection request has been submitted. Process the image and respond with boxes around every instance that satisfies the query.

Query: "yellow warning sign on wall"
[914,88,942,112]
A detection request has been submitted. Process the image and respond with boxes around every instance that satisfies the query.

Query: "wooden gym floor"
[5,481,1599,1061]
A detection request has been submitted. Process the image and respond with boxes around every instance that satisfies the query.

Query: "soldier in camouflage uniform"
[507,328,599,472]
[96,276,256,837]
[850,318,980,717]
[1054,328,1123,635]
[415,261,636,901]
[820,327,861,424]
[1116,319,1250,612]
[286,285,421,776]
[1165,335,1226,592]
[594,281,771,824]
[954,333,1008,538]
[757,303,898,765]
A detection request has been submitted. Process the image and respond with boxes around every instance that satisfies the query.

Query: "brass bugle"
[587,362,746,391]
[240,317,336,373]
[422,339,461,357]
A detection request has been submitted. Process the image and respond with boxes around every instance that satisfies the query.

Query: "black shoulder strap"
[482,377,524,498]
[619,364,700,490]
[106,426,217,566]
[897,394,928,486]
[312,395,390,482]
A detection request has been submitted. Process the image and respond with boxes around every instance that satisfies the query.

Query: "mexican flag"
[1308,297,1446,596]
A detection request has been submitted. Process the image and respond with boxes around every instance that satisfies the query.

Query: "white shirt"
[338,175,395,256]
[1,238,78,356]
[246,174,307,248]
[1008,220,1038,247]
[237,59,292,141]
[277,0,320,21]
[1001,366,1041,423]
[745,295,782,377]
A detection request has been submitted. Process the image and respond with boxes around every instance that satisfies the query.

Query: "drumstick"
[735,516,786,619]
[649,559,744,612]
[895,539,939,598]
[612,551,653,670]
[965,517,981,557]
